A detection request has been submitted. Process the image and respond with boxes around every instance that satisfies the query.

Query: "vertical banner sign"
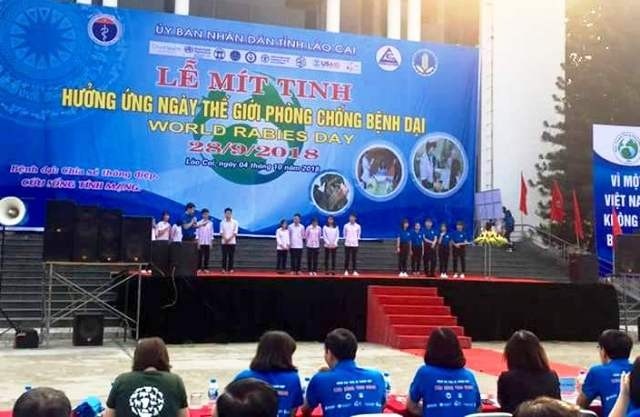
[0,0,479,237]
[593,124,640,274]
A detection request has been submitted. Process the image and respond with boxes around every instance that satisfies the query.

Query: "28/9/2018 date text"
[188,141,320,160]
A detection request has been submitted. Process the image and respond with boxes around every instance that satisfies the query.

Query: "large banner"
[0,0,478,236]
[593,124,640,274]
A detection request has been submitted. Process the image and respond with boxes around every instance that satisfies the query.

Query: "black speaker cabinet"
[72,205,99,262]
[121,216,152,263]
[151,240,171,276]
[616,235,640,274]
[14,328,39,349]
[43,200,76,261]
[73,313,104,346]
[98,208,122,262]
[170,241,198,276]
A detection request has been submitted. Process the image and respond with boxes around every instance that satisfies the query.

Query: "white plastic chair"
[579,410,598,417]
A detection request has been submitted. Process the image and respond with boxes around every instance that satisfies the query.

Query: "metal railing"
[510,223,581,263]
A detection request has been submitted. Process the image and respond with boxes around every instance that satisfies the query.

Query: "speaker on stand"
[98,208,122,262]
[73,205,98,262]
[43,200,76,261]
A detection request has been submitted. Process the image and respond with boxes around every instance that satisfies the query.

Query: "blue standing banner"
[0,0,479,236]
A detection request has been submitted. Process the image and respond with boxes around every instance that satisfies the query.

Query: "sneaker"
[344,270,350,276]
[443,273,449,278]
[309,272,314,276]
[398,272,403,277]
[460,273,465,278]
[221,269,227,274]
[453,273,459,278]
[229,270,234,274]
[352,271,359,276]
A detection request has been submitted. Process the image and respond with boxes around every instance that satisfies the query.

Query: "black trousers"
[307,247,319,272]
[423,246,436,276]
[344,246,358,272]
[453,246,466,273]
[438,246,450,274]
[398,243,410,273]
[290,248,303,272]
[411,246,422,272]
[198,245,210,270]
[276,250,288,272]
[221,244,235,271]
[324,247,337,272]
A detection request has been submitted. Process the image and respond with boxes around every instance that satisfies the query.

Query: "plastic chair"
[579,411,598,417]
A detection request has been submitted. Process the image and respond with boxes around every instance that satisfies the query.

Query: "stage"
[132,270,619,344]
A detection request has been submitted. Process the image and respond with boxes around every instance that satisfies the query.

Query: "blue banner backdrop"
[0,0,479,237]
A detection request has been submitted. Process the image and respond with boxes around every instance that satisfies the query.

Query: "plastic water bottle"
[24,385,32,392]
[301,377,311,397]
[208,379,219,404]
[383,373,392,398]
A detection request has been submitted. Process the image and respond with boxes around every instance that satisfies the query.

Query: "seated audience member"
[104,337,188,417]
[13,387,71,417]
[407,327,481,417]
[217,378,279,417]
[302,328,386,417]
[498,330,561,413]
[514,397,580,417]
[608,358,640,417]
[234,331,303,417]
[578,329,633,416]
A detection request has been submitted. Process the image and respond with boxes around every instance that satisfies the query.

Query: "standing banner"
[593,124,640,274]
[0,0,479,236]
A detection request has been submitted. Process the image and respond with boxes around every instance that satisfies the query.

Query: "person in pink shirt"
[322,216,339,275]
[343,213,361,276]
[305,218,321,276]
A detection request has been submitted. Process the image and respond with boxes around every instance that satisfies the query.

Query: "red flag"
[572,189,584,241]
[519,173,528,215]
[612,206,622,241]
[550,180,565,222]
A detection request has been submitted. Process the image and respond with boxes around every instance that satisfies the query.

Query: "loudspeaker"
[151,240,171,276]
[568,254,599,284]
[73,313,104,346]
[616,235,640,274]
[14,328,39,349]
[121,216,152,263]
[170,241,198,276]
[72,205,98,262]
[43,200,76,261]
[98,208,122,262]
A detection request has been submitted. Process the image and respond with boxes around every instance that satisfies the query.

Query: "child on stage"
[154,211,172,241]
[410,221,423,275]
[289,213,305,275]
[343,213,361,276]
[322,216,339,275]
[422,218,437,277]
[220,207,239,274]
[451,221,470,278]
[196,208,213,273]
[437,223,451,278]
[276,220,290,274]
[305,218,321,276]
[396,218,411,277]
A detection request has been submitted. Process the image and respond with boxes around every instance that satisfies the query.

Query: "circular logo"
[410,132,468,198]
[614,132,640,165]
[296,56,306,68]
[310,170,353,216]
[128,386,165,417]
[376,45,401,71]
[214,49,225,60]
[412,49,438,77]
[355,143,407,201]
[230,50,241,61]
[87,14,122,46]
[261,54,270,64]
[245,51,257,63]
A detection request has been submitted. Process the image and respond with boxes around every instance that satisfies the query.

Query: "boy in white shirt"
[220,207,239,273]
[196,208,214,272]
[275,219,290,274]
[322,216,339,275]
[154,211,172,241]
[170,223,183,242]
[305,218,322,276]
[343,213,361,276]
[289,213,305,275]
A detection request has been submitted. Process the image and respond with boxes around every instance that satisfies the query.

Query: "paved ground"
[1,337,638,410]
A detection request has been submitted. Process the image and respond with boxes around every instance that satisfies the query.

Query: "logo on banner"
[614,132,640,165]
[376,46,401,71]
[412,49,438,76]
[88,14,122,46]
[230,50,241,61]
[245,51,257,63]
[214,49,226,59]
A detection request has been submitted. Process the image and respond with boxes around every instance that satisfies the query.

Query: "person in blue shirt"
[578,329,633,417]
[407,327,481,417]
[410,222,424,276]
[608,357,640,417]
[422,219,438,277]
[437,223,451,278]
[451,221,470,278]
[302,328,386,417]
[234,331,303,417]
[181,202,200,242]
[396,218,412,278]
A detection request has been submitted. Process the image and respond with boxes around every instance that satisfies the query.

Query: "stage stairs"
[366,285,472,349]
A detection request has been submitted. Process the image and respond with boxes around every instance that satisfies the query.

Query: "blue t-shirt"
[398,229,412,244]
[423,228,437,246]
[234,369,303,417]
[582,359,633,417]
[411,231,424,246]
[181,213,196,239]
[306,360,386,417]
[409,365,481,417]
[438,232,451,247]
[451,230,468,244]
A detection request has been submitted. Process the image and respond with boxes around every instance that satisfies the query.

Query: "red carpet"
[403,347,584,377]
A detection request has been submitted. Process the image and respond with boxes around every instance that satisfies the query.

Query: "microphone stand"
[0,224,20,335]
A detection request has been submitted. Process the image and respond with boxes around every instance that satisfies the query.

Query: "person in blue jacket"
[234,331,303,417]
[451,221,470,278]
[396,218,412,277]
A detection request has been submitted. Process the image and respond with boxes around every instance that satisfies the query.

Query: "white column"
[102,0,118,7]
[407,0,422,41]
[326,0,341,33]
[76,0,91,4]
[175,0,190,15]
[387,0,401,40]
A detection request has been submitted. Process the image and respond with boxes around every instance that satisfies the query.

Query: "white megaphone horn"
[0,197,27,227]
